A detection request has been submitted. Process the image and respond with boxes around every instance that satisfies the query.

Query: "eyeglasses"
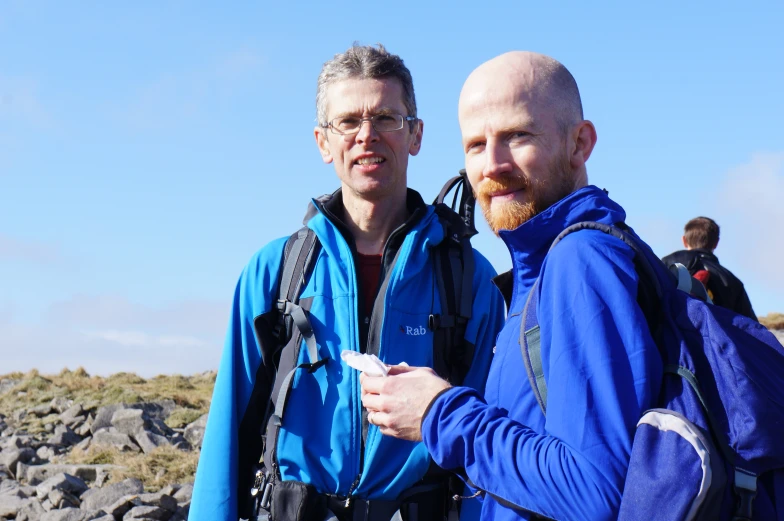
[323,113,418,135]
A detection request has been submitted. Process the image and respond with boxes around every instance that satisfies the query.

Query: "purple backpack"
[521,222,784,521]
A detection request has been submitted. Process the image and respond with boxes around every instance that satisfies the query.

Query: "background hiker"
[662,216,757,320]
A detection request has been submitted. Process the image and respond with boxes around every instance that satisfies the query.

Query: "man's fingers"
[361,392,384,412]
[360,373,386,394]
[386,364,421,376]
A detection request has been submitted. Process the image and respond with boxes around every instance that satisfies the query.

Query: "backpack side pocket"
[618,408,727,521]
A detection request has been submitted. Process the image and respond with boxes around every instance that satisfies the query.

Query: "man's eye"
[337,118,360,129]
[466,142,485,152]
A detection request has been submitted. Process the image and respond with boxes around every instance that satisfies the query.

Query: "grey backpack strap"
[260,227,323,482]
[520,278,547,416]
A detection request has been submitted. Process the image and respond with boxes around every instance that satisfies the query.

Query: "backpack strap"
[259,227,323,488]
[430,174,477,386]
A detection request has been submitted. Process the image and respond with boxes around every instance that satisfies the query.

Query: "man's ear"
[682,235,690,249]
[569,120,597,170]
[408,119,424,157]
[315,126,333,164]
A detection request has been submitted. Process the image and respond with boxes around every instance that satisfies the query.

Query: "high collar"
[493,185,627,309]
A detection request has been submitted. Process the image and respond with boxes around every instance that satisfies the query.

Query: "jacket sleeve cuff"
[421,386,484,470]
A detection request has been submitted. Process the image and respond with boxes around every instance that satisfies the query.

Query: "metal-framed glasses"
[324,113,418,135]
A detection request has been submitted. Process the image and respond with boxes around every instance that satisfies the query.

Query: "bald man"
[361,52,663,521]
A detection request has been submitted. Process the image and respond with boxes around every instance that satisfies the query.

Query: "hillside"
[0,369,214,520]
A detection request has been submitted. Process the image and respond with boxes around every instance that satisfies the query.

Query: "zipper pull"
[344,474,362,508]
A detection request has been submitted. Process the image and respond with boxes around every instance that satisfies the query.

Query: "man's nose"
[355,119,380,144]
[483,144,513,178]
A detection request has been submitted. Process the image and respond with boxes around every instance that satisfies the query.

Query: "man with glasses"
[190,43,503,521]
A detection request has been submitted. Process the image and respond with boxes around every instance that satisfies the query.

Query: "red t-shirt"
[356,253,383,318]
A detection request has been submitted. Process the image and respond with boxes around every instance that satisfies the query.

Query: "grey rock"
[0,495,33,517]
[49,425,82,447]
[48,487,81,508]
[91,429,140,453]
[138,492,177,512]
[111,409,147,437]
[134,430,170,454]
[123,504,171,520]
[0,379,21,395]
[0,479,26,497]
[13,407,28,422]
[0,447,35,477]
[183,415,207,448]
[15,497,45,521]
[74,437,92,452]
[171,484,192,504]
[0,464,12,480]
[87,515,117,521]
[91,404,128,435]
[41,507,90,521]
[60,404,85,427]
[36,473,89,499]
[0,434,34,451]
[75,415,93,437]
[49,396,73,414]
[104,493,141,518]
[134,401,176,422]
[17,463,125,486]
[79,478,143,512]
[157,485,178,497]
[37,445,58,461]
[31,403,55,417]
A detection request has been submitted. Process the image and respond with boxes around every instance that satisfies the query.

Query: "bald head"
[459,51,583,135]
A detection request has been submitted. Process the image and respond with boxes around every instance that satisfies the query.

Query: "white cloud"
[0,294,228,377]
[717,152,784,290]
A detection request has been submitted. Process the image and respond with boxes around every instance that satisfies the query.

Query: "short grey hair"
[316,43,417,128]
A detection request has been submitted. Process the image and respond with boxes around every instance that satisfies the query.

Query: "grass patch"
[760,313,784,330]
[166,408,205,429]
[66,445,199,491]
[0,370,215,433]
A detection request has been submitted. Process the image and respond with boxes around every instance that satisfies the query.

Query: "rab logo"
[400,324,427,336]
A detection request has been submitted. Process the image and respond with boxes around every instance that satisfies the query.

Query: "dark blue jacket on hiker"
[189,189,504,521]
[421,186,664,521]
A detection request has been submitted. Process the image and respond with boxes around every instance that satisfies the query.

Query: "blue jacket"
[422,186,663,521]
[190,190,504,520]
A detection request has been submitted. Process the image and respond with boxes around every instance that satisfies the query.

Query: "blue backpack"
[521,222,784,521]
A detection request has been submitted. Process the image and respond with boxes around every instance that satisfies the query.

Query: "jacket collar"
[493,185,627,308]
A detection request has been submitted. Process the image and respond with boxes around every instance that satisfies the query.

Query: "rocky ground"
[0,371,212,521]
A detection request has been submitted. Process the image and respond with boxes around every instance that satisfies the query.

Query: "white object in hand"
[340,350,389,377]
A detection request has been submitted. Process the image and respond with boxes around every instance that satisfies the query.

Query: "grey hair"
[316,43,417,128]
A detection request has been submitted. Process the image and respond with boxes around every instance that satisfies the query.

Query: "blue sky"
[2,2,782,376]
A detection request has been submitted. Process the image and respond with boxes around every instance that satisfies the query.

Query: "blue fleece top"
[189,193,504,521]
[422,186,663,521]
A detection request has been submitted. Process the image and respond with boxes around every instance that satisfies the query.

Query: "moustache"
[476,176,529,199]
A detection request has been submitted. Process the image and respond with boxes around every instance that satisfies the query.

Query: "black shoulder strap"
[261,227,324,480]
[430,172,477,385]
